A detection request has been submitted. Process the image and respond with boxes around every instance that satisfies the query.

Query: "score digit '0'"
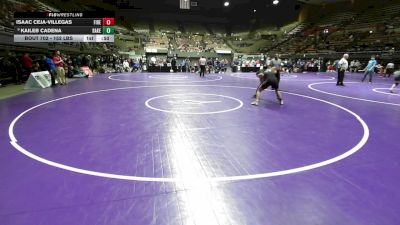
[102,18,114,26]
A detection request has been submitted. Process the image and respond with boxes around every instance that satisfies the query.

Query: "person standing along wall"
[53,50,66,85]
[45,55,56,86]
[21,53,33,82]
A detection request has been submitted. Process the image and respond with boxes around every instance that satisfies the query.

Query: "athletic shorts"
[386,68,394,74]
[394,71,400,81]
[258,80,279,91]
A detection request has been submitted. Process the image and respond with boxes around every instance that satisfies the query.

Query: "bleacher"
[0,0,28,28]
[280,22,300,34]
[146,34,169,49]
[323,2,400,52]
[267,1,400,55]
[154,21,179,33]
[204,36,230,52]
[132,21,150,33]
[183,23,208,35]
[208,24,226,35]
[1,0,400,62]
[176,34,204,52]
[115,33,144,52]
[315,11,355,27]
[346,4,400,31]
[286,22,309,35]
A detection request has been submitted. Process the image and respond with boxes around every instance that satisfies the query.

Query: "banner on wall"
[215,49,232,54]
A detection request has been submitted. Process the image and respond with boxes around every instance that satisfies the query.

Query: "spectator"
[53,50,66,85]
[349,60,357,73]
[39,55,48,72]
[10,52,22,84]
[66,56,74,78]
[185,58,190,72]
[354,60,361,72]
[44,55,56,86]
[75,55,82,67]
[150,56,156,66]
[2,52,20,84]
[21,53,33,81]
[180,59,185,72]
[123,59,130,72]
[171,57,177,72]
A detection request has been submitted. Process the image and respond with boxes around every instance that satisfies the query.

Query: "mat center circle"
[148,75,188,80]
[145,93,243,115]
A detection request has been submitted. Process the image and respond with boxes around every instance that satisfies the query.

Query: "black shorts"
[258,80,279,91]
[394,75,400,82]
[275,70,280,82]
[386,68,394,74]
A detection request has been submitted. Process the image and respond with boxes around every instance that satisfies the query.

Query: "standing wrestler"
[390,70,400,93]
[251,67,283,106]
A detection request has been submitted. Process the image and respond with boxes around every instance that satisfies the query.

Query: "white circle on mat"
[108,74,222,83]
[9,84,369,183]
[230,73,334,81]
[308,82,400,106]
[148,75,188,80]
[372,88,400,96]
[145,93,243,115]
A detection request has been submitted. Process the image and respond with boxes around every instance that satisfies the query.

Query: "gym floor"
[0,71,399,225]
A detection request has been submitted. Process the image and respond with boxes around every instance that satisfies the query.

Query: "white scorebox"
[14,34,114,42]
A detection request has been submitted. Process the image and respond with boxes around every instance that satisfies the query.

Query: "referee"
[337,54,349,86]
[199,56,206,78]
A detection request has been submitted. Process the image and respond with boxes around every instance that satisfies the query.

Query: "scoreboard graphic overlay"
[14,12,114,42]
